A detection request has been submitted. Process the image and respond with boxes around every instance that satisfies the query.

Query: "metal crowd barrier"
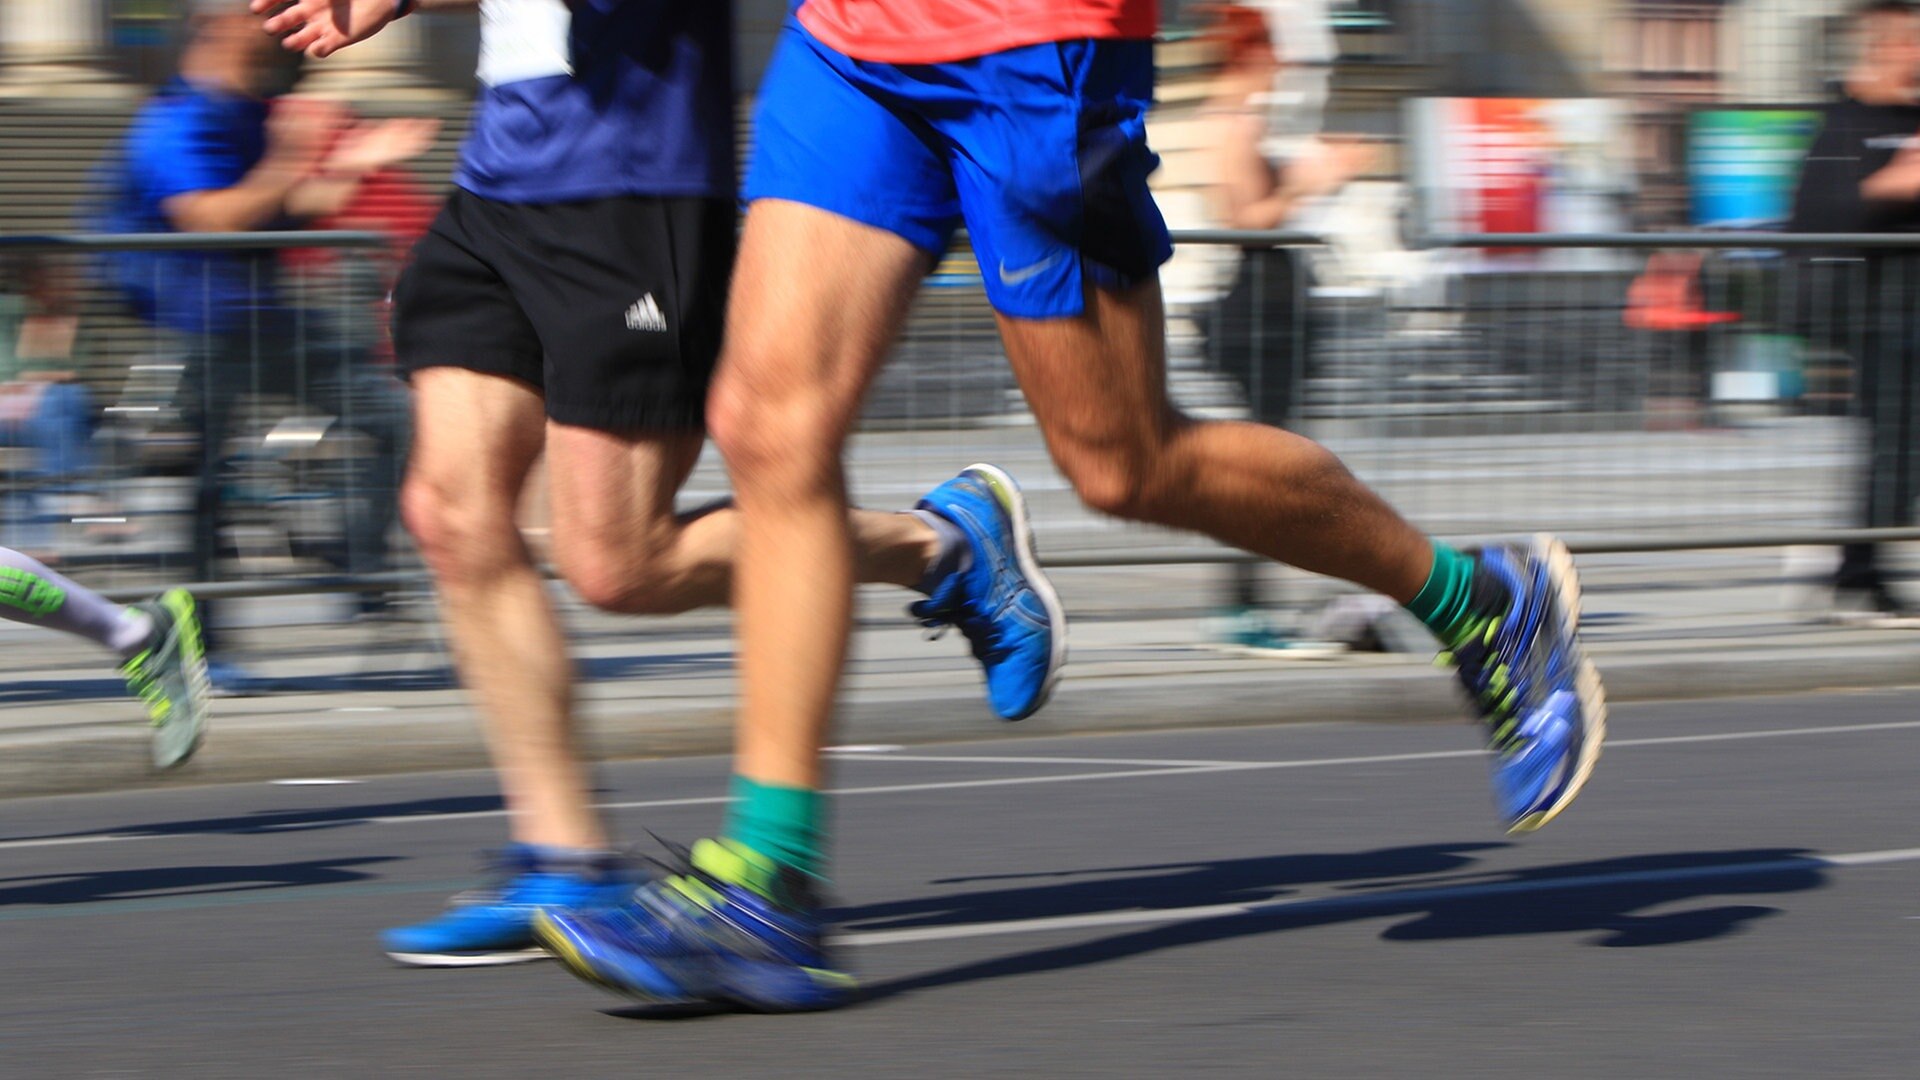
[0,231,404,605]
[844,228,1920,568]
[5,229,1920,609]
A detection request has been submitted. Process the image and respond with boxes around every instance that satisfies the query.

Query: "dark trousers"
[181,322,409,653]
[1200,248,1311,609]
[1799,255,1920,588]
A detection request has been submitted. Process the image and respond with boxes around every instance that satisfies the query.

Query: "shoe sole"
[384,948,548,968]
[1507,534,1608,835]
[964,463,1068,721]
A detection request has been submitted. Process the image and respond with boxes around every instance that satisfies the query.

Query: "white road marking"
[1817,846,1920,867]
[826,745,905,754]
[825,753,1254,768]
[269,779,365,787]
[1608,718,1920,748]
[7,717,1920,853]
[0,834,133,852]
[838,845,1920,949]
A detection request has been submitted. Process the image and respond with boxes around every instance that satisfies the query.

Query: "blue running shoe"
[913,464,1066,721]
[382,846,636,967]
[536,838,855,1013]
[1441,535,1607,833]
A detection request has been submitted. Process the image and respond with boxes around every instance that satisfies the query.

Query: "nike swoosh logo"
[998,255,1061,287]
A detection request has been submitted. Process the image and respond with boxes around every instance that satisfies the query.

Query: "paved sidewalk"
[1,551,1916,797]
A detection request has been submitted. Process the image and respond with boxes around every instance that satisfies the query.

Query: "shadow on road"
[0,795,509,844]
[0,650,731,702]
[0,677,128,705]
[858,847,1828,1002]
[837,843,1506,930]
[236,651,731,695]
[0,855,400,907]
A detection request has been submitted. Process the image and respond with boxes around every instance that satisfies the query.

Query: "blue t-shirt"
[454,0,734,203]
[96,78,279,335]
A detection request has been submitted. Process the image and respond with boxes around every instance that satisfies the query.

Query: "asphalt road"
[2,690,1918,1078]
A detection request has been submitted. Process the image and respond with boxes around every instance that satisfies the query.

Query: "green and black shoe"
[121,588,211,769]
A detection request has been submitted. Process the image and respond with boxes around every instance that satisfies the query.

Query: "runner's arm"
[283,117,442,221]
[1208,109,1372,232]
[255,0,478,61]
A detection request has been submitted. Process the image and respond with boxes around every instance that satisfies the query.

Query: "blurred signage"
[1408,98,1633,240]
[110,0,174,48]
[1687,108,1822,229]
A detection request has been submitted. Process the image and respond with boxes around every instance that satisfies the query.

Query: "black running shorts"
[392,190,736,432]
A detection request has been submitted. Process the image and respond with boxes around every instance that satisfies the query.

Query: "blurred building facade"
[0,0,1872,233]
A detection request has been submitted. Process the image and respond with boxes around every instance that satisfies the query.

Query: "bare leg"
[544,423,937,616]
[402,368,604,850]
[999,279,1434,603]
[707,201,932,790]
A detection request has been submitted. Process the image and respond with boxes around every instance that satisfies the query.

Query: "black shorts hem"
[395,355,542,389]
[545,397,707,435]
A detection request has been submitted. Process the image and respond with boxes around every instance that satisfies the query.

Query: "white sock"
[0,547,155,659]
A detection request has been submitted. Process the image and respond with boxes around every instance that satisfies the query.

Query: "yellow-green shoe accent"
[121,588,211,769]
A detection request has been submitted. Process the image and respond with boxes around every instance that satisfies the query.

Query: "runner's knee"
[1062,448,1161,521]
[1050,416,1189,522]
[551,521,686,615]
[401,472,525,587]
[709,366,846,496]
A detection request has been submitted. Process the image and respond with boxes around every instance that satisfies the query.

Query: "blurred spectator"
[90,0,435,686]
[1199,2,1374,651]
[280,114,440,369]
[1788,0,1920,625]
[0,255,99,556]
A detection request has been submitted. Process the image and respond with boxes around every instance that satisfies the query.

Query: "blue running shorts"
[744,18,1173,320]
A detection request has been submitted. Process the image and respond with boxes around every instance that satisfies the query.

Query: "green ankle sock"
[1404,542,1481,644]
[724,775,825,879]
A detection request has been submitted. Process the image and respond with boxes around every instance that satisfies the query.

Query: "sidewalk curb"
[3,640,1916,799]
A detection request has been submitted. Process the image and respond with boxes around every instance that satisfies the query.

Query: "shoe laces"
[1437,611,1528,754]
[120,651,173,726]
[449,845,634,909]
[444,847,545,908]
[609,837,789,958]
[632,831,818,915]
[910,555,1023,667]
[913,600,1001,666]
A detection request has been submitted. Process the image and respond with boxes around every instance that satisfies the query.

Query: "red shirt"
[798,0,1158,64]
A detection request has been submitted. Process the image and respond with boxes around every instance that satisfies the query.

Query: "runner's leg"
[0,544,209,767]
[402,367,604,851]
[545,422,938,616]
[0,545,153,655]
[999,274,1603,831]
[998,281,1434,602]
[707,200,932,795]
[535,22,1066,1009]
[946,31,1600,834]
